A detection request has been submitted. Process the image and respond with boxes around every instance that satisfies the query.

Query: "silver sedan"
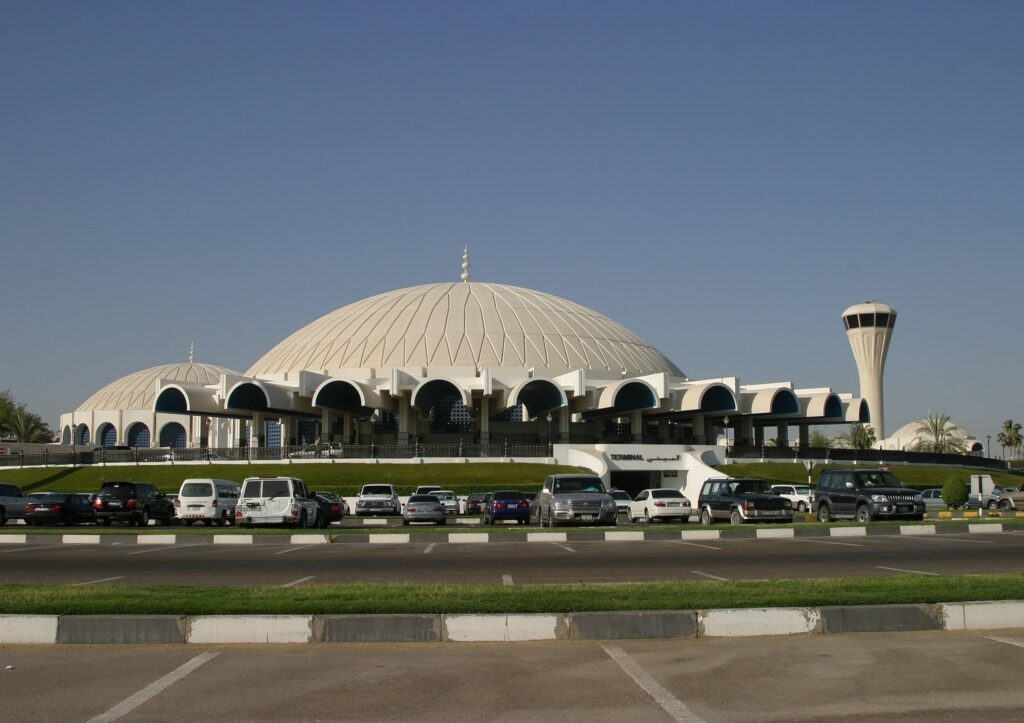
[402,494,447,526]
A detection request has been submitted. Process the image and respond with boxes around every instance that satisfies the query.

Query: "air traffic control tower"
[842,301,897,439]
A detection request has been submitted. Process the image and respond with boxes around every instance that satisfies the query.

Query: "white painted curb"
[970,523,1001,533]
[137,535,176,545]
[290,534,329,544]
[902,525,935,535]
[0,534,26,544]
[455,518,482,525]
[680,530,721,540]
[941,601,1024,631]
[0,615,58,644]
[213,535,253,544]
[448,533,488,543]
[62,535,101,544]
[444,614,559,642]
[701,607,820,637]
[369,534,409,544]
[527,532,567,542]
[188,615,312,643]
[361,519,388,526]
[605,531,644,541]
[756,528,794,539]
[829,527,867,537]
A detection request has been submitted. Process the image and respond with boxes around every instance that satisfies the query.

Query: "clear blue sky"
[2,1,1021,447]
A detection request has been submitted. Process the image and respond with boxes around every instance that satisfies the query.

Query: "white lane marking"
[71,576,125,587]
[502,574,514,586]
[86,650,220,723]
[0,544,66,554]
[781,537,863,548]
[280,576,315,588]
[985,635,1024,649]
[127,543,207,556]
[692,570,729,581]
[669,540,722,551]
[897,535,996,544]
[423,543,436,554]
[275,544,315,556]
[602,644,704,723]
[876,566,939,576]
[552,543,576,552]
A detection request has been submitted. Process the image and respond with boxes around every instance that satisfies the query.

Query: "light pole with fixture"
[723,415,730,448]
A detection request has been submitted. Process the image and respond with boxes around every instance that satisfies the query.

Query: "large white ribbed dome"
[76,362,240,413]
[246,282,684,378]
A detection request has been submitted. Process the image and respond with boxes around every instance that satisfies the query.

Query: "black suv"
[697,477,793,525]
[93,482,175,526]
[814,469,924,523]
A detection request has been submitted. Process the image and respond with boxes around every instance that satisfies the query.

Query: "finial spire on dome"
[188,341,195,364]
[460,246,470,282]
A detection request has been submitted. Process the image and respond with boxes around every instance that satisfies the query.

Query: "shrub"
[942,475,968,508]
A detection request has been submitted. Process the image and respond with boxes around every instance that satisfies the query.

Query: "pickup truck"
[0,482,27,526]
[533,474,617,527]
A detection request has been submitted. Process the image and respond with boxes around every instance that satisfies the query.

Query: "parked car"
[996,487,1024,511]
[433,490,460,516]
[465,492,487,515]
[414,485,443,495]
[288,443,343,459]
[697,477,793,525]
[92,482,175,527]
[771,484,812,513]
[24,493,95,526]
[355,484,401,516]
[534,474,617,527]
[236,476,322,528]
[609,489,632,516]
[0,482,27,526]
[813,469,924,522]
[174,478,240,526]
[314,491,346,524]
[629,488,692,523]
[402,494,447,525]
[482,490,530,525]
[920,488,948,512]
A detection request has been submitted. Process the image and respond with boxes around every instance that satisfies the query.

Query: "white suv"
[175,478,240,526]
[236,476,322,528]
[355,484,401,516]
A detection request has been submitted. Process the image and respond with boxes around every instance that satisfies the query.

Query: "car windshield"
[856,471,901,488]
[180,482,213,497]
[362,485,393,495]
[730,480,773,495]
[552,478,604,494]
[794,486,810,494]
[610,491,631,500]
[651,489,684,499]
[494,491,525,500]
[33,493,69,503]
[100,483,135,498]
[408,495,439,503]
[468,493,485,501]
[435,492,455,500]
[316,492,339,501]
[261,480,290,497]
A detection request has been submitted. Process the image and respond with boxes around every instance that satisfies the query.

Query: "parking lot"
[5,631,1024,722]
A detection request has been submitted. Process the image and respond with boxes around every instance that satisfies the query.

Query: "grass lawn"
[0,462,586,496]
[3,574,1022,615]
[717,462,1024,490]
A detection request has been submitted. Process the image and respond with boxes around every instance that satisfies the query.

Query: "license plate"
[108,502,121,507]
[36,506,50,512]
[581,514,594,521]
[668,502,679,507]
[189,505,202,510]
[898,505,912,512]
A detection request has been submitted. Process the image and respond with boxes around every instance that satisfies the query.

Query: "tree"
[942,475,968,508]
[997,420,1022,461]
[2,408,53,443]
[912,412,967,454]
[809,430,832,449]
[838,423,875,450]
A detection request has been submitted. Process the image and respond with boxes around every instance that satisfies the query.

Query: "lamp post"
[723,415,730,448]
[987,434,991,459]
[546,413,553,456]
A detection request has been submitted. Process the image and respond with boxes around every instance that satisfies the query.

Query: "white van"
[237,476,322,528]
[175,479,241,526]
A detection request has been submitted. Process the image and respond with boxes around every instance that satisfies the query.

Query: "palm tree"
[912,412,967,454]
[838,423,875,450]
[3,408,53,443]
[998,420,1023,460]
[809,430,833,449]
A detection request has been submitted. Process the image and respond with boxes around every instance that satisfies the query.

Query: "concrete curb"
[1,520,1019,546]
[3,601,1024,644]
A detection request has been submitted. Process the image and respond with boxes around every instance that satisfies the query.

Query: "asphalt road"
[5,631,1024,722]
[3,529,1024,586]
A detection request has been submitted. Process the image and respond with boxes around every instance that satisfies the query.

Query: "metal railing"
[725,444,1009,471]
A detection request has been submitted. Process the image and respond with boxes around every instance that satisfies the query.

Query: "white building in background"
[58,251,874,497]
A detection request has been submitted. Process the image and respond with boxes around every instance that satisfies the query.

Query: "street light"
[987,434,991,458]
[723,415,730,448]
[546,412,553,456]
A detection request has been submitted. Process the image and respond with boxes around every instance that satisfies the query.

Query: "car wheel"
[987,500,997,510]
[729,508,743,525]
[140,510,151,527]
[797,502,807,512]
[298,511,307,529]
[856,505,872,523]
[817,505,832,523]
[1000,500,1013,511]
[700,508,713,526]
[644,509,651,524]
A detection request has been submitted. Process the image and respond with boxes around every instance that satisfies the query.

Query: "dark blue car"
[481,490,530,525]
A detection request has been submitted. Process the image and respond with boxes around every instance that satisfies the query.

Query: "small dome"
[76,362,240,413]
[246,282,684,378]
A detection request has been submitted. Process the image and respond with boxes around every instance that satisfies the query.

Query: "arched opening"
[74,424,91,446]
[700,386,736,413]
[97,423,117,447]
[508,379,566,419]
[770,389,799,415]
[126,422,150,448]
[313,380,374,416]
[824,394,843,419]
[155,388,189,413]
[62,426,72,445]
[226,383,270,411]
[159,422,187,448]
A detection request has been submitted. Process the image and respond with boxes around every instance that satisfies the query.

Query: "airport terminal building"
[58,255,873,496]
